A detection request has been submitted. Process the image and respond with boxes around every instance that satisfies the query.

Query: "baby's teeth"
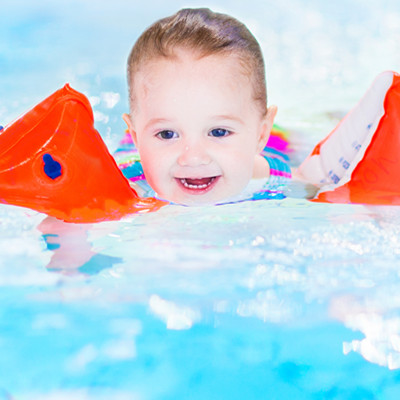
[180,178,214,189]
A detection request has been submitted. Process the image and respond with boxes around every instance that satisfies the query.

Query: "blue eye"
[157,130,178,139]
[209,128,231,138]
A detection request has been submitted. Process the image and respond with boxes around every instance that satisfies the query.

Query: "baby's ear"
[122,113,138,146]
[257,105,277,153]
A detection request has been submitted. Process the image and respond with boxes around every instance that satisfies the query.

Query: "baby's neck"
[252,154,270,179]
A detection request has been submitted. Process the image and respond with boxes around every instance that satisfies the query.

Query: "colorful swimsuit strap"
[261,142,292,185]
[265,155,292,184]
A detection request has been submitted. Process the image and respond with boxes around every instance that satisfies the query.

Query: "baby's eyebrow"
[144,118,172,131]
[211,114,245,125]
[143,115,245,131]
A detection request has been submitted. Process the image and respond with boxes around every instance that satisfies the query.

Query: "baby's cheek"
[144,157,172,194]
[139,158,156,184]
[233,163,254,192]
[230,152,254,178]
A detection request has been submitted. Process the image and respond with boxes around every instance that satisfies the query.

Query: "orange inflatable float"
[298,71,400,205]
[0,84,166,223]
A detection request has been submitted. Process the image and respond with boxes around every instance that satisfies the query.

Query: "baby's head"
[123,8,276,205]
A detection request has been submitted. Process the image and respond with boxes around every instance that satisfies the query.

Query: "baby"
[121,7,400,206]
[122,8,283,205]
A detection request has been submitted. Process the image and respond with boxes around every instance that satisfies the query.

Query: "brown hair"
[127,8,267,115]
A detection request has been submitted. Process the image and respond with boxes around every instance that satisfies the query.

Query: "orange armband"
[299,71,400,205]
[0,84,166,222]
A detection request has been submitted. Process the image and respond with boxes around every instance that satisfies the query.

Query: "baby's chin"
[170,196,220,206]
[157,184,250,206]
[156,191,223,206]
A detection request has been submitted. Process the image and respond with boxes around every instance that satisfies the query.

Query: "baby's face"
[125,50,272,205]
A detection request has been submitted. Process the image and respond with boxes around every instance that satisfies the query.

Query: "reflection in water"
[149,294,201,330]
[39,217,123,275]
[331,295,400,370]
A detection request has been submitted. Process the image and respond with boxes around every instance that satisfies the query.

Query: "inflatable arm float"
[0,84,165,222]
[298,71,400,205]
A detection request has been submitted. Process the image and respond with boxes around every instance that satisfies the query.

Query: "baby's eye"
[156,130,178,140]
[209,128,231,138]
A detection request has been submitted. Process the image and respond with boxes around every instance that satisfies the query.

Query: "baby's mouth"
[176,176,220,193]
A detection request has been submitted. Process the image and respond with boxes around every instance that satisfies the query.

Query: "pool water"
[2,1,400,399]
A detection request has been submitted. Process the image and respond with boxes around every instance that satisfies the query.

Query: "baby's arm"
[253,153,318,198]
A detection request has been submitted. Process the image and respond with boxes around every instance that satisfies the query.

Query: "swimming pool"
[2,0,400,399]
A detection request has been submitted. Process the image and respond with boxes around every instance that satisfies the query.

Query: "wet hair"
[127,8,267,116]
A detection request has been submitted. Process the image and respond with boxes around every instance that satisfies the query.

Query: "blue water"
[2,1,400,399]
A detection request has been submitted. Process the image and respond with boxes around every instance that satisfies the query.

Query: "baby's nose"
[177,143,211,167]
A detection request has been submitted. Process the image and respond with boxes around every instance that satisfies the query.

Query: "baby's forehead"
[134,50,251,89]
[135,57,251,112]
[128,48,261,120]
